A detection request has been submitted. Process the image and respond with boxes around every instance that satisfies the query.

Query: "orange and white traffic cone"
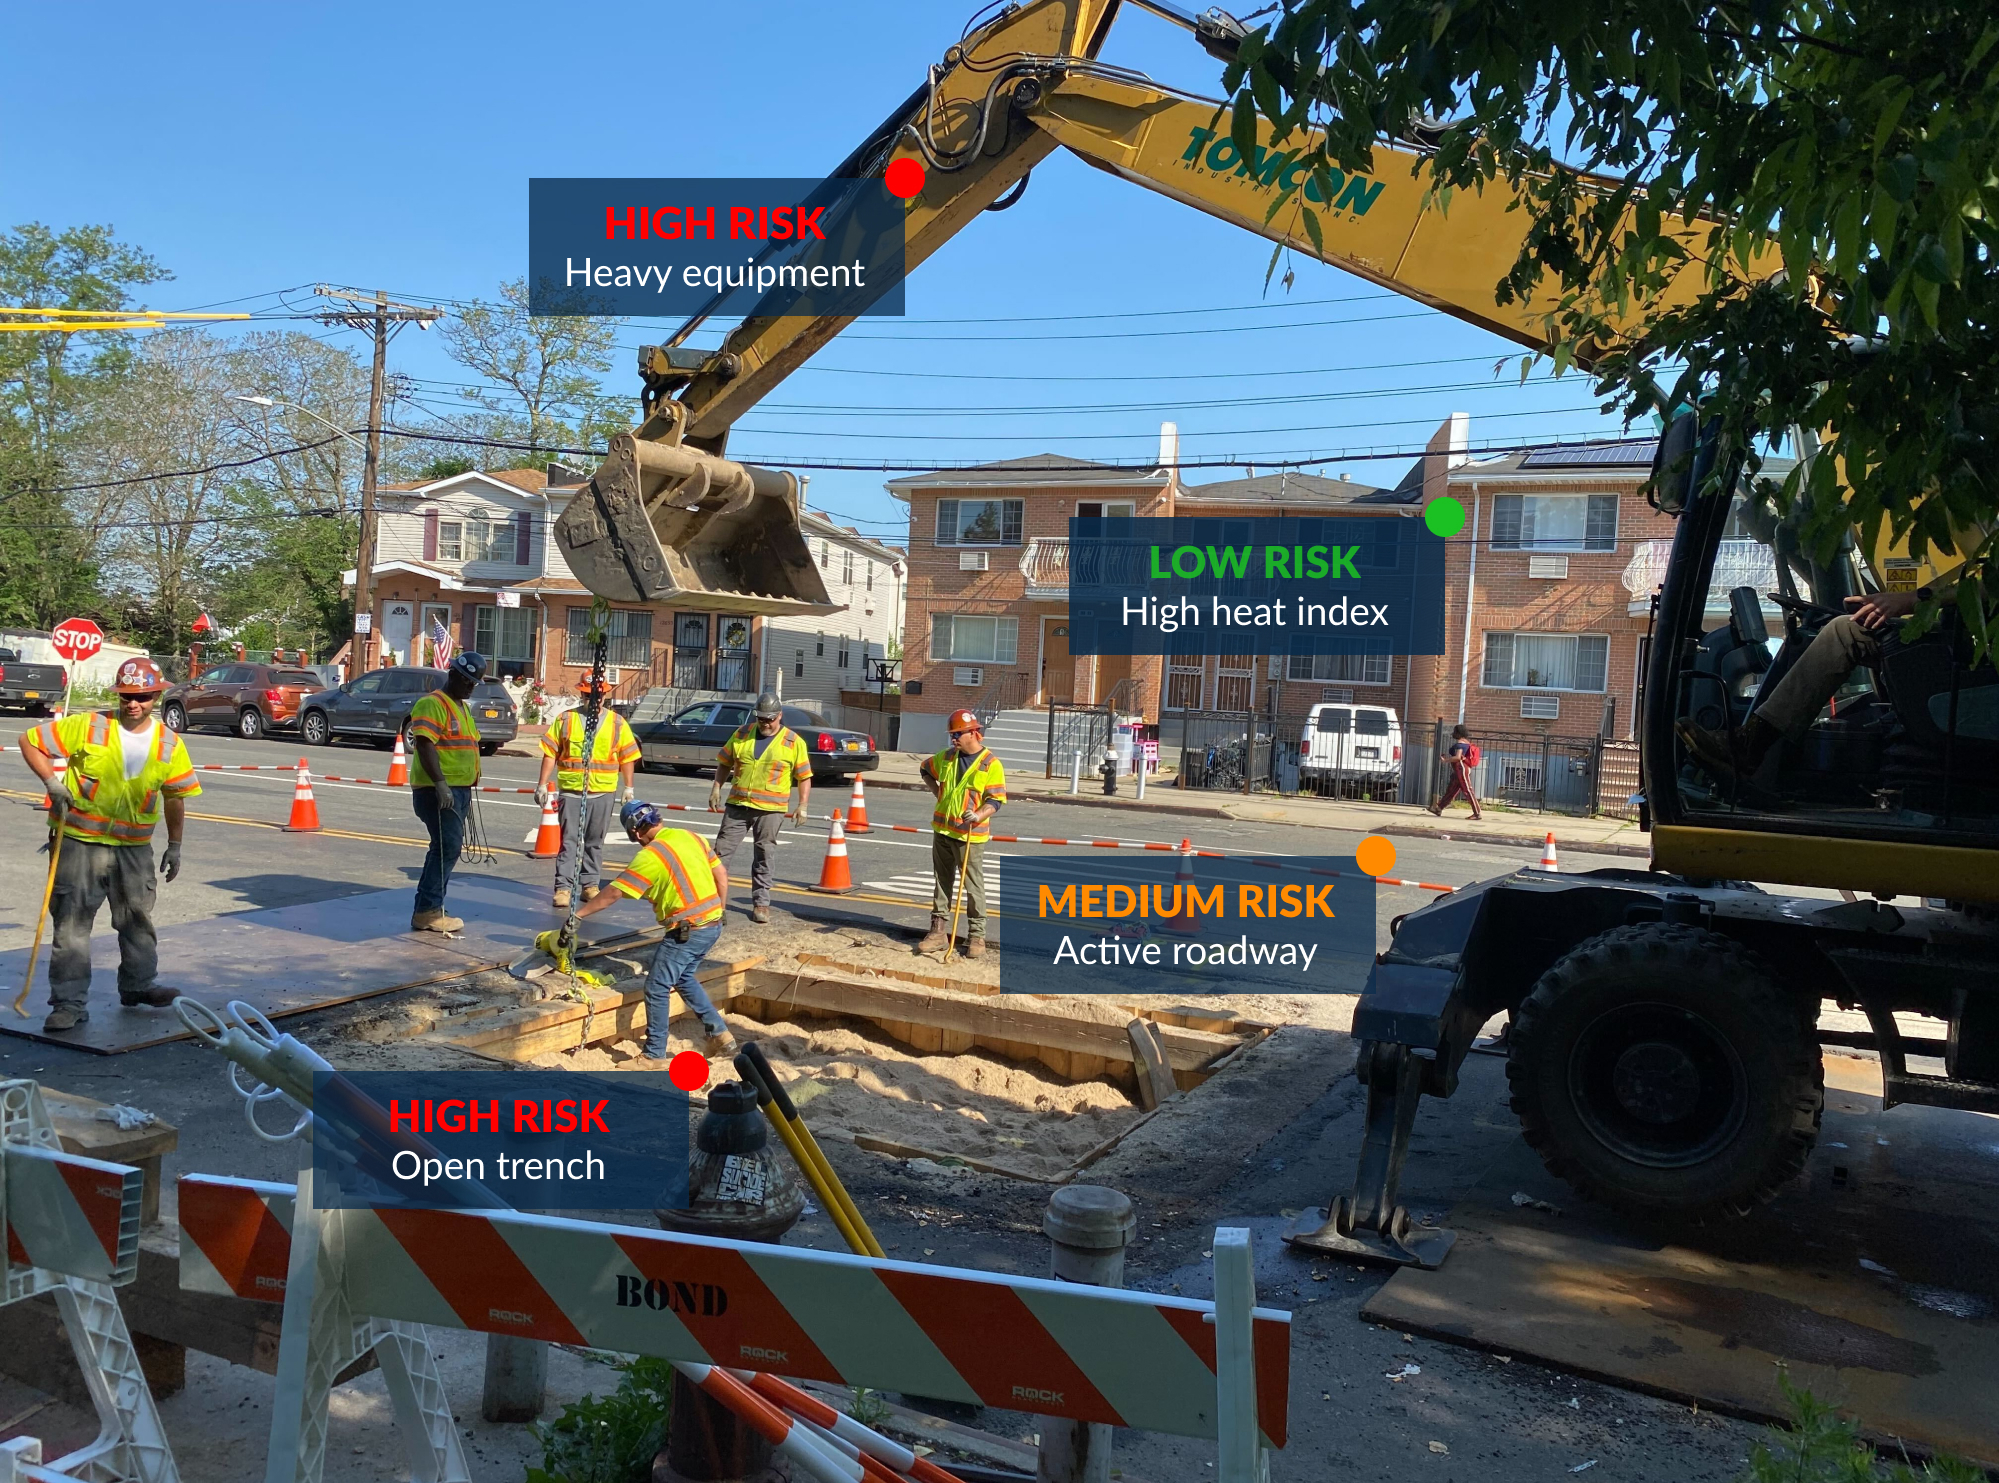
[530,796,562,858]
[283,758,322,832]
[36,756,66,812]
[809,808,857,894]
[1160,837,1203,936]
[1538,831,1560,871]
[386,729,409,787]
[845,775,871,832]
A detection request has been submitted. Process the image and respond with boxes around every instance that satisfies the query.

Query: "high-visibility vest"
[716,724,810,812]
[408,691,481,787]
[925,746,1006,843]
[541,709,639,794]
[609,828,726,927]
[24,712,201,847]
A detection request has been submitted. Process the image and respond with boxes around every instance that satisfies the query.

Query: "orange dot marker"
[1355,834,1396,878]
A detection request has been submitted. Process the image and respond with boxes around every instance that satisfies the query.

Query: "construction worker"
[407,651,485,933]
[535,677,640,909]
[17,657,200,1033]
[709,691,811,924]
[918,709,1006,958]
[571,799,735,1059]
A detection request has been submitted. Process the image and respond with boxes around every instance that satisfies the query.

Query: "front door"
[381,602,415,667]
[674,613,710,690]
[1040,618,1073,706]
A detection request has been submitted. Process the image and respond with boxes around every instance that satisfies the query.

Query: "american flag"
[428,613,454,667]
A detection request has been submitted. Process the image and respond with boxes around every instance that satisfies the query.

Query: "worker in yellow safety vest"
[709,691,811,924]
[407,652,484,934]
[17,657,201,1033]
[535,675,640,909]
[571,798,735,1059]
[918,708,1006,958]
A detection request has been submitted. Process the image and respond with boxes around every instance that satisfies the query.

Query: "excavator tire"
[1507,923,1821,1223]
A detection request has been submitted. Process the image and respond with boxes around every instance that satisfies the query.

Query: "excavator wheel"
[1507,923,1822,1223]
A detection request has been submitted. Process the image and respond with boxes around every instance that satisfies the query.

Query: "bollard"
[1135,760,1147,801]
[1038,1185,1136,1483]
[1069,750,1083,795]
[481,1334,547,1422]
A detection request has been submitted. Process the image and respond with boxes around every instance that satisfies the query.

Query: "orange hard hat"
[114,657,167,695]
[578,674,612,697]
[946,708,982,735]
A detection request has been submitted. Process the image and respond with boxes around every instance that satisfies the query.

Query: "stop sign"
[50,618,105,664]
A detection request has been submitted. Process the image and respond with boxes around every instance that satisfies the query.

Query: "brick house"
[763,508,907,713]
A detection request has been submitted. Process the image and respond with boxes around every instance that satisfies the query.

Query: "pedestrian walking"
[571,800,735,1059]
[710,692,811,925]
[535,676,640,909]
[16,658,200,1033]
[917,709,1006,959]
[1429,723,1483,820]
[408,652,485,933]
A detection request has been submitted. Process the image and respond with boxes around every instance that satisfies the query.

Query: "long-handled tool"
[735,1042,884,1259]
[13,825,63,1018]
[938,787,980,965]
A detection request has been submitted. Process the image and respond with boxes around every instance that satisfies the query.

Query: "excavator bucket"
[553,432,837,616]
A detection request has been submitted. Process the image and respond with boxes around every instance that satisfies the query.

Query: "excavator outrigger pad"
[552,430,837,617]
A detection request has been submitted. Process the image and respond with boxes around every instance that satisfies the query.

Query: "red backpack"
[1461,742,1481,767]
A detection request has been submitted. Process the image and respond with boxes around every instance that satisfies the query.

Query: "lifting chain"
[553,598,615,999]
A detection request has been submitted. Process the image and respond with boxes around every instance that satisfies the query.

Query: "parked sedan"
[160,662,329,740]
[634,702,878,783]
[298,666,519,754]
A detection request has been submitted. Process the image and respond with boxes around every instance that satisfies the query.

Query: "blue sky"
[5,0,1647,543]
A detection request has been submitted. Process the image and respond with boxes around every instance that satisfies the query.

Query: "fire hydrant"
[1100,748,1119,796]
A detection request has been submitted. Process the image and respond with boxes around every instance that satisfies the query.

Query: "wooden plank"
[1126,1019,1179,1111]
[852,1134,1057,1184]
[431,956,763,1057]
[41,1088,176,1226]
[794,954,1003,997]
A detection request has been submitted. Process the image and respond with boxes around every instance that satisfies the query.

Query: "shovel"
[12,826,63,1017]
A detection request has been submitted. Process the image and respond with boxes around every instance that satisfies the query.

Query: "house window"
[1166,655,1204,710]
[1481,632,1610,691]
[794,650,805,678]
[934,498,1024,547]
[1287,654,1392,685]
[815,636,824,656]
[473,605,534,661]
[437,521,462,561]
[930,613,1018,664]
[1074,501,1136,519]
[1491,494,1618,552]
[843,550,855,585]
[463,513,498,563]
[838,637,852,669]
[565,606,653,668]
[819,541,830,568]
[865,562,874,591]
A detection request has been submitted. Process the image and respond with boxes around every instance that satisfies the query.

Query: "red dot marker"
[884,157,926,199]
[668,1051,710,1092]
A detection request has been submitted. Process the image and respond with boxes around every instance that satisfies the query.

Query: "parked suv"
[1299,702,1403,796]
[161,662,329,740]
[298,667,518,754]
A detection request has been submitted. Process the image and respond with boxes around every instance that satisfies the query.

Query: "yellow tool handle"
[14,827,63,1017]
[758,1102,867,1254]
[738,1043,885,1258]
[784,1109,885,1259]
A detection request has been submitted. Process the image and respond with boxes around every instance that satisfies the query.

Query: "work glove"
[160,841,182,883]
[43,783,68,825]
[434,781,458,815]
[555,921,579,956]
[707,783,725,813]
[533,785,552,809]
[620,783,635,804]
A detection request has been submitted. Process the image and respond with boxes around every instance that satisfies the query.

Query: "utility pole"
[315,285,443,669]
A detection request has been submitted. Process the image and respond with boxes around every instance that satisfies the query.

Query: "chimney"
[1158,420,1179,471]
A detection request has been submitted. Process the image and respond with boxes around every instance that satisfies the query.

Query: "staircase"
[979,709,1049,778]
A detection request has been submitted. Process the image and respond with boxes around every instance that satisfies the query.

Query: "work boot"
[701,1028,737,1058]
[1676,714,1778,782]
[916,915,949,954]
[551,888,573,909]
[750,904,771,924]
[42,1005,88,1033]
[582,885,600,902]
[411,910,464,933]
[963,936,986,960]
[118,985,177,1008]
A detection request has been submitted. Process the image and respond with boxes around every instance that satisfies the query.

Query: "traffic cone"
[1160,838,1203,936]
[36,756,66,812]
[386,730,409,786]
[808,808,857,894]
[530,796,562,858]
[283,758,321,832]
[845,775,871,832]
[1538,831,1560,871]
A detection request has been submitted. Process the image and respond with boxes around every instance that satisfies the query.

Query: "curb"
[1364,821,1651,857]
[865,774,1231,821]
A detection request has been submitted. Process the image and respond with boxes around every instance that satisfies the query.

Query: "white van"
[1300,703,1403,792]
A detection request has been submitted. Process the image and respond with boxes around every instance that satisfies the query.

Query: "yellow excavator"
[555,0,1999,1267]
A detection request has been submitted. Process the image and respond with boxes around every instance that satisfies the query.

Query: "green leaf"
[1299,206,1325,258]
[1230,93,1260,179]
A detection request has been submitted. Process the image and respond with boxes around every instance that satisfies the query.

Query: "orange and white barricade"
[0,1078,180,1483]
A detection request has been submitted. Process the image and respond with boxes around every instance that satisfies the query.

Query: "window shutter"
[1585,495,1618,551]
[1491,496,1523,549]
[423,510,438,561]
[1481,633,1513,687]
[934,500,958,545]
[515,511,531,565]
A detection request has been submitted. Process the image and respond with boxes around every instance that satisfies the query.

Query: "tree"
[439,278,622,461]
[1226,2,1999,637]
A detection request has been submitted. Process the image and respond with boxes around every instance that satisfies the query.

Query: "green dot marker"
[1424,496,1466,538]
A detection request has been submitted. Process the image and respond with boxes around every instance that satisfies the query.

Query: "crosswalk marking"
[873,873,935,899]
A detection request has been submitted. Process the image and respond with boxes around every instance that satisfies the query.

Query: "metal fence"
[1403,722,1628,817]
[1172,709,1276,792]
[1047,703,1113,779]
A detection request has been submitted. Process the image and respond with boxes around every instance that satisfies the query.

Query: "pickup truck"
[0,649,68,715]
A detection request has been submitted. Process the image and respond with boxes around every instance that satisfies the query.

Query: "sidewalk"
[861,752,1649,856]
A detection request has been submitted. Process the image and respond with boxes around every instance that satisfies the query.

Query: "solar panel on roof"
[1518,440,1659,469]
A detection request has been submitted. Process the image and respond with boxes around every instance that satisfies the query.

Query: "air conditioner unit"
[954,666,985,687]
[959,551,989,572]
[1321,688,1353,703]
[1528,555,1571,579]
[1520,692,1561,720]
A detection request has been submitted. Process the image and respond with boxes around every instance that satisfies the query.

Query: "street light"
[229,394,368,453]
